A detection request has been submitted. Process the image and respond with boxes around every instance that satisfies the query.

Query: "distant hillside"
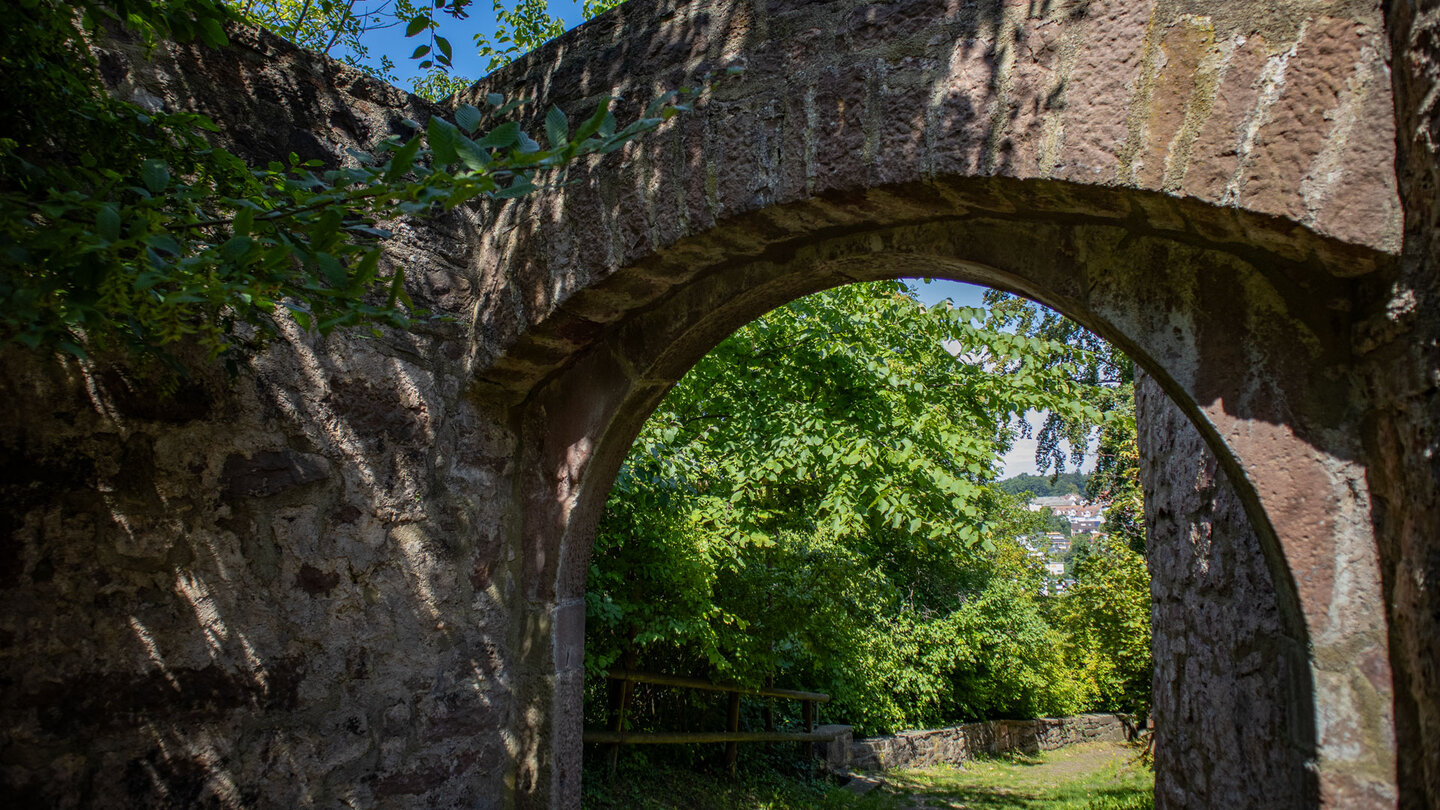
[997,472,1090,499]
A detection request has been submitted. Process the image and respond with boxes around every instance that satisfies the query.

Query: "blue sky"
[361,1,593,87]
[902,278,991,311]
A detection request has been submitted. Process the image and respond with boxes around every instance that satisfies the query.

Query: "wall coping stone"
[850,714,1136,772]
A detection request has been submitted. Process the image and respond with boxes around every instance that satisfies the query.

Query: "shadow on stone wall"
[1138,370,1316,809]
[0,26,528,809]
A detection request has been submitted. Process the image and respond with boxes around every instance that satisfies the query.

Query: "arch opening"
[568,273,1314,807]
[504,192,1394,806]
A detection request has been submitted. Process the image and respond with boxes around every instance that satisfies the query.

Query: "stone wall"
[0,25,538,809]
[1136,371,1318,808]
[1375,3,1440,805]
[849,714,1133,772]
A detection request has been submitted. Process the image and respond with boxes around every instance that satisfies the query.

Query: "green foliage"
[997,471,1089,498]
[223,3,479,114]
[473,0,566,71]
[582,0,626,19]
[230,0,434,80]
[982,291,1146,554]
[1086,395,1146,554]
[469,0,629,75]
[586,282,1130,735]
[410,67,475,102]
[2,0,692,360]
[228,0,631,100]
[981,290,1132,476]
[1051,533,1153,715]
[1036,507,1072,537]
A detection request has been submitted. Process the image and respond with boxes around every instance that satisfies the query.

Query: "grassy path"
[581,741,1152,809]
[874,742,1153,810]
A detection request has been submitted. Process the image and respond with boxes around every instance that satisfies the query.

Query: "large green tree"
[1050,531,1153,715]
[982,290,1146,552]
[585,282,1113,733]
[982,289,1152,713]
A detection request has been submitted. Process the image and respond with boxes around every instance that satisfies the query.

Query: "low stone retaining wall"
[850,714,1135,772]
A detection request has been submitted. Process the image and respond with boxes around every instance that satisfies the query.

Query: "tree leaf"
[426,116,461,166]
[454,135,491,172]
[219,235,252,263]
[96,205,120,243]
[140,159,170,193]
[384,134,423,181]
[545,105,568,148]
[146,234,181,255]
[233,206,254,236]
[476,121,520,149]
[198,16,228,48]
[493,179,537,198]
[455,103,483,134]
[316,252,347,286]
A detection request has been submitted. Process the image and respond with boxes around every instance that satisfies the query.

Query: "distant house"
[1028,494,1105,533]
[1027,494,1084,511]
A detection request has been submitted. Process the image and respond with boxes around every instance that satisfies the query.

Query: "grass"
[581,746,893,810]
[581,742,1153,810]
[876,742,1154,809]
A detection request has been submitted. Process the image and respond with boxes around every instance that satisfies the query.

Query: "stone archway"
[2,0,1434,808]
[508,194,1393,808]
[459,0,1404,806]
